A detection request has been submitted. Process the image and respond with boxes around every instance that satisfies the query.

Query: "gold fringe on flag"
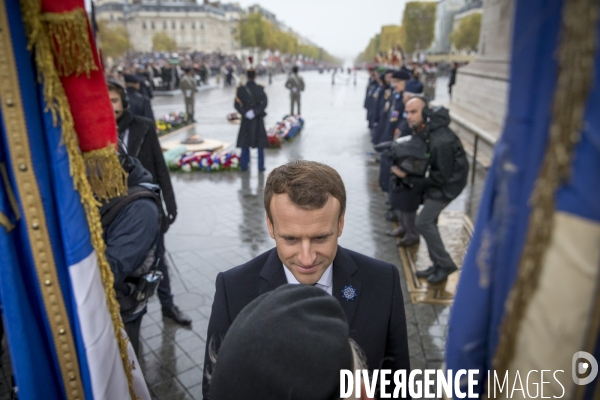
[41,8,98,77]
[493,0,599,377]
[84,147,128,201]
[19,1,136,399]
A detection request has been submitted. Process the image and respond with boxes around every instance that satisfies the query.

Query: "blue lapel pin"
[341,285,358,301]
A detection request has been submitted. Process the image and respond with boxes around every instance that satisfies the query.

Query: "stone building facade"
[95,0,243,53]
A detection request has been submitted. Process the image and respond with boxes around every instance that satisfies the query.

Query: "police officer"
[179,67,197,122]
[364,67,378,124]
[234,68,269,171]
[378,70,410,194]
[369,71,387,144]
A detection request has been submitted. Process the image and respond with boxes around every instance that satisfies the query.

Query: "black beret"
[405,79,424,94]
[209,285,354,400]
[391,70,411,80]
[123,74,140,83]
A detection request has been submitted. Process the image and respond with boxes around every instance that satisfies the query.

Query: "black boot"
[386,211,405,236]
[162,305,192,326]
[397,211,419,246]
[387,225,406,237]
[427,265,458,284]
[416,264,438,278]
[397,235,420,247]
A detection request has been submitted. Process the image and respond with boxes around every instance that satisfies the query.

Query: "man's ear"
[266,214,275,240]
[338,212,345,238]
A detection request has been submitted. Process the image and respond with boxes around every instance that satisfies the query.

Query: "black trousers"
[157,237,174,309]
[124,312,144,356]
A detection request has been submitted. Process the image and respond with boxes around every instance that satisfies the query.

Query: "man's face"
[384,72,393,85]
[108,90,124,120]
[266,194,344,285]
[392,79,406,93]
[405,98,425,129]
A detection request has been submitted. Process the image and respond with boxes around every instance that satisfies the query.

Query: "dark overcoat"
[234,81,269,149]
[202,246,411,399]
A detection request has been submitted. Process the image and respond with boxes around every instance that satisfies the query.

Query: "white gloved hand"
[245,109,256,120]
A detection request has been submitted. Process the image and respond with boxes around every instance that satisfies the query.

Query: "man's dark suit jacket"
[202,246,410,398]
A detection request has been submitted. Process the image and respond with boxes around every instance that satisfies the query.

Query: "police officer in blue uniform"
[372,70,394,147]
[364,68,379,125]
[378,70,410,193]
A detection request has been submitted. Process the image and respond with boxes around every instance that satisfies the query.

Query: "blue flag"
[0,1,149,399]
[446,0,600,398]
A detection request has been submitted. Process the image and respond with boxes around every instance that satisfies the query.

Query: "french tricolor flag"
[0,1,149,398]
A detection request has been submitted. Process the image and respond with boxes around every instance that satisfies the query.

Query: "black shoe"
[385,210,398,222]
[397,236,420,247]
[416,264,438,278]
[386,226,406,237]
[162,305,192,326]
[427,265,458,284]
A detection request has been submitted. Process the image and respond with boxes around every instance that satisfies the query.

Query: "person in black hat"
[234,68,269,172]
[202,160,410,398]
[123,74,154,122]
[208,284,372,400]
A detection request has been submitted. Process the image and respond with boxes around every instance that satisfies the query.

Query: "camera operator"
[392,97,468,284]
[386,80,426,247]
[100,155,164,354]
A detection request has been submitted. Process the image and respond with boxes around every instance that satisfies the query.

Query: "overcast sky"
[232,0,409,61]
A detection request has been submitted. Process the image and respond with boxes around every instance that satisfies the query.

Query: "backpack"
[101,185,165,320]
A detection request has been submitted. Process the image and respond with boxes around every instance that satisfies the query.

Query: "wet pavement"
[0,71,487,399]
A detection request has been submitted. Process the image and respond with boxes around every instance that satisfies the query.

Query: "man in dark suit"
[234,68,268,172]
[203,160,410,398]
[107,81,191,326]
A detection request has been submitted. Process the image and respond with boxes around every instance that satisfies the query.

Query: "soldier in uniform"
[285,66,305,115]
[234,68,269,172]
[179,67,197,122]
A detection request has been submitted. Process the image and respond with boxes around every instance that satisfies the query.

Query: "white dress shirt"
[283,264,333,295]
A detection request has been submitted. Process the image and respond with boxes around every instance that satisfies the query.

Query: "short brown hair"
[264,160,346,222]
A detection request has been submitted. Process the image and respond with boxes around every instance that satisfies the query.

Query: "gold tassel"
[41,8,98,77]
[84,148,128,202]
[19,1,137,398]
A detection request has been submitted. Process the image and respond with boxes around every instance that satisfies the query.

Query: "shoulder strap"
[244,85,256,107]
[101,186,163,228]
